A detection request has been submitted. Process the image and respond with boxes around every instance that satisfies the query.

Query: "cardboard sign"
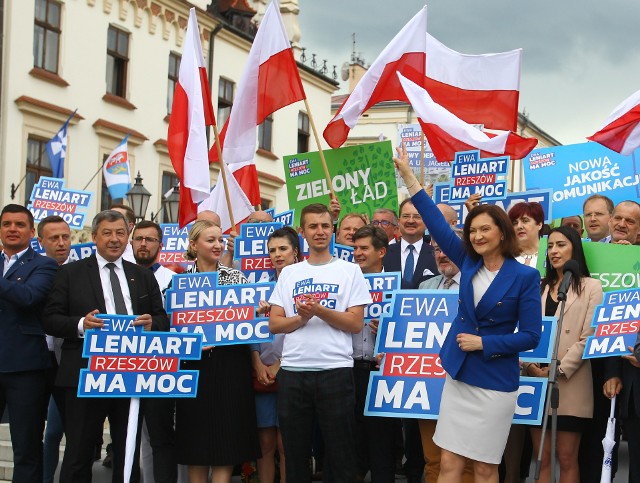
[363,272,401,324]
[364,290,552,424]
[28,177,93,230]
[583,288,640,359]
[396,124,451,188]
[165,272,275,346]
[446,151,509,203]
[78,314,203,397]
[234,222,283,283]
[283,141,398,227]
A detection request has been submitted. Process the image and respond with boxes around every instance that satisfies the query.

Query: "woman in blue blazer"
[395,146,542,483]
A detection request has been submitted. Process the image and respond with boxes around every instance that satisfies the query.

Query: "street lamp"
[126,172,152,221]
[162,183,180,223]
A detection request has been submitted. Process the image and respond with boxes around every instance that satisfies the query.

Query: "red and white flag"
[167,8,216,227]
[588,89,640,156]
[197,163,254,234]
[323,7,427,149]
[424,33,521,132]
[397,72,537,162]
[210,0,306,205]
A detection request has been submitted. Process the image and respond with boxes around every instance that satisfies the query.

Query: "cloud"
[297,0,640,144]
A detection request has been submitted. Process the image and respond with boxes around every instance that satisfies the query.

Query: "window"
[100,154,123,211]
[260,198,272,211]
[161,171,179,223]
[25,136,52,205]
[167,52,181,114]
[258,115,273,152]
[33,0,61,73]
[297,112,310,153]
[218,78,234,126]
[106,26,129,97]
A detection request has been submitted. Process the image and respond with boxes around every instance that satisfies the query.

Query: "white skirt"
[433,374,517,464]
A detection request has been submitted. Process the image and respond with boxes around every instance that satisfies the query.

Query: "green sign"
[283,141,398,227]
[536,239,640,292]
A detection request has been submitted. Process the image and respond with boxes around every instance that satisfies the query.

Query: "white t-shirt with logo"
[269,258,372,369]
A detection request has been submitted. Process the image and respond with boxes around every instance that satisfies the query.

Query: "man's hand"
[256,300,271,316]
[296,294,318,321]
[622,346,640,368]
[83,310,104,330]
[369,319,379,336]
[134,314,153,331]
[604,377,623,398]
[329,197,341,224]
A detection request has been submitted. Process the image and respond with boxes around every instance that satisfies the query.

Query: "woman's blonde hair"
[184,220,219,261]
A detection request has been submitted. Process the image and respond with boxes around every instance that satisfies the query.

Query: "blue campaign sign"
[31,238,96,261]
[446,150,510,203]
[273,209,294,226]
[300,234,336,259]
[583,288,640,359]
[158,223,193,269]
[523,142,640,219]
[363,272,401,324]
[165,272,275,346]
[520,316,557,363]
[78,314,203,398]
[365,290,552,424]
[28,177,93,230]
[433,186,554,227]
[333,243,354,263]
[234,222,283,284]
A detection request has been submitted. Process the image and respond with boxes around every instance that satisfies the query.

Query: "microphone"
[557,259,579,301]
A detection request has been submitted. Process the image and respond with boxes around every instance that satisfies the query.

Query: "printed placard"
[363,272,401,324]
[446,150,509,203]
[165,272,275,346]
[583,289,640,359]
[333,243,354,263]
[520,316,557,363]
[234,222,283,283]
[31,239,97,261]
[396,124,451,188]
[28,177,93,230]
[523,142,640,219]
[158,223,193,269]
[78,314,203,398]
[283,141,398,227]
[365,290,552,424]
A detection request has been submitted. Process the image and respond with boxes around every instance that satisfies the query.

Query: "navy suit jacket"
[43,254,169,387]
[383,236,438,289]
[412,190,542,392]
[0,247,58,372]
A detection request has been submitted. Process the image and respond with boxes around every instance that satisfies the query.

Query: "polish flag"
[424,33,522,132]
[397,73,537,162]
[210,0,306,205]
[197,163,255,234]
[323,7,427,149]
[587,89,640,156]
[167,8,216,227]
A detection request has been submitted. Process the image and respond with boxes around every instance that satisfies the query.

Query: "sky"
[297,0,640,146]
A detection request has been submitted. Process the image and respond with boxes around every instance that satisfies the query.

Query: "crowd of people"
[1,153,640,483]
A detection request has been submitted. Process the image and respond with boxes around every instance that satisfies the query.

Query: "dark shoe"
[102,443,113,468]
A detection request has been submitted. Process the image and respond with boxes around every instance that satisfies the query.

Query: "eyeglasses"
[372,220,397,227]
[132,236,160,244]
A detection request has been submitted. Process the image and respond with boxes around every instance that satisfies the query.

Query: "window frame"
[217,77,234,127]
[106,25,130,98]
[25,135,53,205]
[33,0,62,73]
[297,111,310,153]
[167,52,181,115]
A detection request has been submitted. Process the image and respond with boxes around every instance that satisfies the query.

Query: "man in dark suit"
[43,210,169,483]
[0,203,58,482]
[383,198,438,290]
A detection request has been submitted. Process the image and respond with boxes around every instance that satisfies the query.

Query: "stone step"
[0,460,12,481]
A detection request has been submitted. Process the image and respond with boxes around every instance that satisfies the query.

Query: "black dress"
[175,264,260,465]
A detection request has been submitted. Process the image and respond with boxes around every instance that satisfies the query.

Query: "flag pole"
[420,132,425,185]
[303,98,336,199]
[211,125,237,228]
[82,159,107,191]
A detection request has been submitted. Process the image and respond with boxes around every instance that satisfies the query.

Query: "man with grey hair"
[609,200,640,244]
[372,208,399,243]
[44,210,169,483]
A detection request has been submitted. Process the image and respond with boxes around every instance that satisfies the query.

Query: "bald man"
[196,210,221,227]
[437,204,458,227]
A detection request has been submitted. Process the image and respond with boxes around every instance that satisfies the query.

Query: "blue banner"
[363,272,401,324]
[333,243,355,263]
[523,142,640,219]
[28,177,93,230]
[234,222,282,283]
[31,239,97,261]
[365,290,552,424]
[583,288,640,359]
[520,316,557,363]
[78,314,203,398]
[165,272,275,346]
[446,151,510,203]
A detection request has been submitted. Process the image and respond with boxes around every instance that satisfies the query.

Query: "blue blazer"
[412,190,541,392]
[0,247,58,372]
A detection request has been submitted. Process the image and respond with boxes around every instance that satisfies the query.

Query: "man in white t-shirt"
[269,203,372,483]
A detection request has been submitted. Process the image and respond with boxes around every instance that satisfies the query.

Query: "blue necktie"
[403,244,415,284]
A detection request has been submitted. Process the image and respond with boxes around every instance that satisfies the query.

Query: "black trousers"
[60,389,141,483]
[143,398,178,483]
[0,369,49,483]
